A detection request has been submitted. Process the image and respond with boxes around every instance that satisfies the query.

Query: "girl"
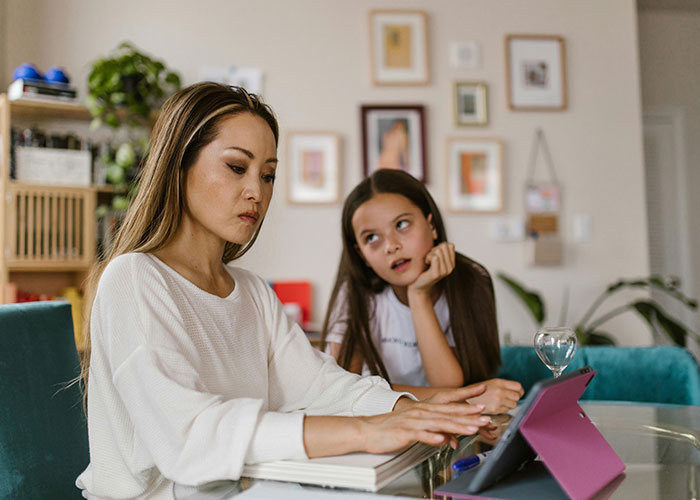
[76,83,492,499]
[322,169,523,414]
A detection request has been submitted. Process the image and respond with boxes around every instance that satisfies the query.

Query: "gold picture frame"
[454,81,488,126]
[286,131,341,205]
[446,138,503,213]
[505,34,567,111]
[369,10,429,86]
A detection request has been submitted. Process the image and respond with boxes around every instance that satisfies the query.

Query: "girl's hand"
[466,379,524,414]
[361,385,491,453]
[408,242,456,296]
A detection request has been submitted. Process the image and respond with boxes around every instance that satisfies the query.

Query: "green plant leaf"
[632,300,687,347]
[497,273,545,325]
[585,331,616,345]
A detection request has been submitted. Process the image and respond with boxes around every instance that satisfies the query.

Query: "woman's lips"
[239,212,259,224]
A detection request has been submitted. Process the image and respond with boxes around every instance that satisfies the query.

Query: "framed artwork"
[505,34,567,111]
[446,138,503,213]
[454,81,488,126]
[286,132,341,204]
[361,105,427,182]
[369,10,429,85]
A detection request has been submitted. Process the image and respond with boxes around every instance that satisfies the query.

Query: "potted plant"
[86,42,181,216]
[498,273,699,347]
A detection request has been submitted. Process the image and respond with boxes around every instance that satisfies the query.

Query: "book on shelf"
[8,78,78,102]
[241,441,439,492]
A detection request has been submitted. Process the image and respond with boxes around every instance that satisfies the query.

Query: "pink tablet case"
[436,370,626,500]
[517,371,625,500]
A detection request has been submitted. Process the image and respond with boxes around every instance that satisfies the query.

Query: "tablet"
[466,366,596,494]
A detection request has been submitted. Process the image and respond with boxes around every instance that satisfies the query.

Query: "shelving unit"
[0,94,106,304]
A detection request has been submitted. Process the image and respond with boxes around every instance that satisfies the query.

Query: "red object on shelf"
[272,281,312,328]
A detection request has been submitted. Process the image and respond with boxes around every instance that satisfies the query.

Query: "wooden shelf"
[9,99,91,121]
[9,180,114,193]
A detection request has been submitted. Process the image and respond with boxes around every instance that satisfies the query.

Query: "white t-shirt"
[77,253,406,500]
[325,286,455,386]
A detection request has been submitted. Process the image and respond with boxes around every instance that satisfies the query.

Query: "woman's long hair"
[79,83,279,408]
[320,169,500,385]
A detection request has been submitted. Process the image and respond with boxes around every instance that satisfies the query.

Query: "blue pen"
[451,451,491,472]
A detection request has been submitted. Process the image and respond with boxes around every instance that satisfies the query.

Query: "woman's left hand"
[408,242,456,296]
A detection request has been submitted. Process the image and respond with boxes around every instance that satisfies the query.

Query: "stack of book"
[8,78,78,103]
[241,441,439,492]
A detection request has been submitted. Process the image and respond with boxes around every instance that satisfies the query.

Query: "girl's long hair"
[78,82,279,409]
[320,169,500,385]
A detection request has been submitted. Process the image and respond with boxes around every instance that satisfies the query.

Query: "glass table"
[174,402,700,500]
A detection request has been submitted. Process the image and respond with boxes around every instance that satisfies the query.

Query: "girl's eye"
[366,234,378,244]
[396,220,410,230]
[227,164,245,174]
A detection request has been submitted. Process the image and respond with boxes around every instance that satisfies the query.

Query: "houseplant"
[86,42,181,215]
[498,273,699,347]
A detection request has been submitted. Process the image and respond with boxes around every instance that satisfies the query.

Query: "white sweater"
[76,253,405,500]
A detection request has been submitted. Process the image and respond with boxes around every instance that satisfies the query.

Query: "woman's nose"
[243,177,262,202]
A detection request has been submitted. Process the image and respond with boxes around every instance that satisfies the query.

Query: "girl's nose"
[384,235,401,254]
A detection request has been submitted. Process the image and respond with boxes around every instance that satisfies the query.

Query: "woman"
[76,82,491,499]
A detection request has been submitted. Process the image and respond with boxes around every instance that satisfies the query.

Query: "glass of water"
[534,326,577,378]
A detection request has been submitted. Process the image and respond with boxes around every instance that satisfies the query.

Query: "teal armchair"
[498,345,700,406]
[0,301,88,499]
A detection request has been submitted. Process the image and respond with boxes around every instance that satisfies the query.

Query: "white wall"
[3,0,651,345]
[638,10,700,334]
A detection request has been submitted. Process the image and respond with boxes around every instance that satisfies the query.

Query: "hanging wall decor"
[446,137,503,213]
[506,34,567,111]
[286,132,341,204]
[369,10,429,85]
[453,81,488,126]
[525,128,563,265]
[361,104,427,181]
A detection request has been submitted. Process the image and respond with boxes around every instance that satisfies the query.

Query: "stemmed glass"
[534,326,577,378]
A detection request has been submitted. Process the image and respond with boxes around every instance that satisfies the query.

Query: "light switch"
[573,213,592,243]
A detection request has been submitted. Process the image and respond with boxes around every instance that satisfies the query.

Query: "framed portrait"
[446,138,503,213]
[361,105,427,182]
[286,132,341,204]
[505,34,567,111]
[454,81,488,126]
[369,10,429,85]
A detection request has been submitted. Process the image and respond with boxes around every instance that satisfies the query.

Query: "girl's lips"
[391,258,411,272]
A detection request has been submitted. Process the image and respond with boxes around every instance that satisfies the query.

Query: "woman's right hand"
[358,385,492,453]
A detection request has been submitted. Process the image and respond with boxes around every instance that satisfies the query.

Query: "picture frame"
[446,138,503,213]
[361,105,427,182]
[505,34,567,111]
[286,132,341,204]
[369,10,429,85]
[454,81,488,126]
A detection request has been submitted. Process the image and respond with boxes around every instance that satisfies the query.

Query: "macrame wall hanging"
[525,128,563,266]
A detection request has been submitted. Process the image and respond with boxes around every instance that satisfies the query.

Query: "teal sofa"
[498,345,700,405]
[0,301,88,499]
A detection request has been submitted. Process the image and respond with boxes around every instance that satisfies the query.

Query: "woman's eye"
[397,220,410,230]
[227,164,245,174]
[262,173,276,183]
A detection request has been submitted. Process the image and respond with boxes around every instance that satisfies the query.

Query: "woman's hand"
[407,242,456,296]
[359,385,491,453]
[466,379,524,414]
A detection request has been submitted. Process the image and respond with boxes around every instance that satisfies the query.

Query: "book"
[8,78,78,101]
[241,441,439,492]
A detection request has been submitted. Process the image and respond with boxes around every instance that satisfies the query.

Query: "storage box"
[15,146,92,186]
